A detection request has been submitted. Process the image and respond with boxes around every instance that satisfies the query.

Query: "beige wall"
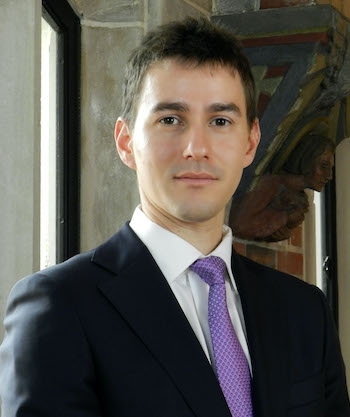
[0,0,41,343]
[80,23,143,251]
[336,138,350,388]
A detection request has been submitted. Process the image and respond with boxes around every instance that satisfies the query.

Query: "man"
[0,17,349,417]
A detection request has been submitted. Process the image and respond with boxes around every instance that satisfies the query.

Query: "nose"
[182,125,210,161]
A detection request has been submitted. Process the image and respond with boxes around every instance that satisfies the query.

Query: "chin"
[177,204,225,223]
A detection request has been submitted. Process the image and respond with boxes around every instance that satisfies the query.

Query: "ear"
[243,118,261,168]
[115,118,136,170]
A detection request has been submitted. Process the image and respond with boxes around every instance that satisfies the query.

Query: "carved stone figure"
[230,134,335,242]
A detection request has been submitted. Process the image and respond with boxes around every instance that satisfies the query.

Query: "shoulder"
[11,223,139,296]
[6,222,147,316]
[1,229,127,359]
[233,252,335,357]
[9,249,97,302]
[4,250,96,335]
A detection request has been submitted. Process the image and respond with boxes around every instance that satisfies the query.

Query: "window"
[314,190,325,290]
[41,0,80,267]
[41,16,59,269]
[314,180,339,326]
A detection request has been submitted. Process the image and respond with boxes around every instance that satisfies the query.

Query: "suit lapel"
[232,251,289,417]
[93,224,232,417]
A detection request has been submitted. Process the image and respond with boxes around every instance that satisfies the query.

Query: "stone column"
[213,0,259,14]
[336,137,350,390]
[80,21,143,251]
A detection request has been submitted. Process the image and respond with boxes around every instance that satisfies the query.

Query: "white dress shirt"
[129,206,252,374]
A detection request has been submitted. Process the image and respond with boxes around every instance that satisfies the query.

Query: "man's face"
[116,59,260,225]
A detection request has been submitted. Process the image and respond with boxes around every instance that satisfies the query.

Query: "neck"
[140,201,225,255]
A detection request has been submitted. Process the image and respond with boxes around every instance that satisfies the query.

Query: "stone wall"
[214,0,350,16]
[213,0,315,14]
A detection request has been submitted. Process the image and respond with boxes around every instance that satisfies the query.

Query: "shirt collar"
[129,206,236,291]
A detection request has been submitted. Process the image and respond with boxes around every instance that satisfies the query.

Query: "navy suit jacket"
[0,223,349,417]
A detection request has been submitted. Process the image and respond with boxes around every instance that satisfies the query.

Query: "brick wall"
[233,224,304,279]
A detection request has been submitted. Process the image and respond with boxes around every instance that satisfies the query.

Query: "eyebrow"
[208,102,242,116]
[151,102,190,113]
[151,101,242,116]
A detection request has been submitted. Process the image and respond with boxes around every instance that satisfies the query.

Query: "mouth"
[174,172,217,185]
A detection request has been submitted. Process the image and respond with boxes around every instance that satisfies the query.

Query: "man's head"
[121,17,257,131]
[116,18,260,228]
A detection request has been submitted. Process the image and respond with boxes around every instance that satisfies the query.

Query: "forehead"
[137,59,245,109]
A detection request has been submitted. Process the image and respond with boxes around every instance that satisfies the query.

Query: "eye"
[159,116,181,125]
[210,117,231,126]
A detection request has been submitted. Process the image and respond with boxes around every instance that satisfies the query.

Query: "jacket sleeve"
[0,273,102,417]
[316,286,350,417]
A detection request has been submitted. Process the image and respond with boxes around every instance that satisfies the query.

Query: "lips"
[174,172,217,185]
[176,172,216,179]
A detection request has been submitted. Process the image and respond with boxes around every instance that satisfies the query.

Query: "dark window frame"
[324,176,339,328]
[42,0,81,261]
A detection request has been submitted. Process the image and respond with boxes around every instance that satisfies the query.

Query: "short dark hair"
[121,17,257,129]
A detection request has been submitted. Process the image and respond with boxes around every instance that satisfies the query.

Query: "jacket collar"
[92,223,232,417]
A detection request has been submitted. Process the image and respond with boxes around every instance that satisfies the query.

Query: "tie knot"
[190,256,227,286]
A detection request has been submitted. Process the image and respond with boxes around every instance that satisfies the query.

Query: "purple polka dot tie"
[190,256,253,417]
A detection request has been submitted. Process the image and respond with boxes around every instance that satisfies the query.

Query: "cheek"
[132,130,150,152]
[155,141,178,162]
[220,141,247,167]
[152,139,181,171]
[134,125,179,159]
[135,143,176,180]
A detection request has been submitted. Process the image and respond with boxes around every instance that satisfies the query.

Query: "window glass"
[40,17,58,269]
